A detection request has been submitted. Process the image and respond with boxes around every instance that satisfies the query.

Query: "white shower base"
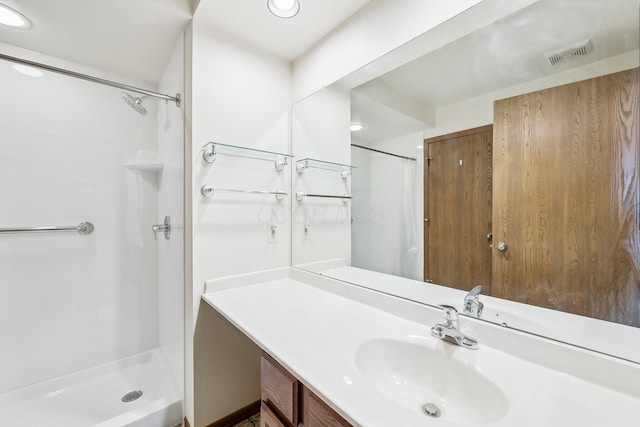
[0,349,182,427]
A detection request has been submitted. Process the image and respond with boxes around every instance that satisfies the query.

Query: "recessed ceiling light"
[416,145,424,149]
[267,0,300,18]
[0,4,31,29]
[350,123,364,132]
[12,64,43,77]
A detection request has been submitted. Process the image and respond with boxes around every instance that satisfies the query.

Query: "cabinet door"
[300,386,351,427]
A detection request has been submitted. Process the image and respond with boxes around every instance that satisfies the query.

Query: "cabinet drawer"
[301,386,351,427]
[261,352,299,426]
[260,402,287,427]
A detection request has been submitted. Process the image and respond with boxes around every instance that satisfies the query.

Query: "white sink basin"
[354,338,509,425]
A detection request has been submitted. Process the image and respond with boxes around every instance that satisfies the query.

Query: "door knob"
[497,242,508,252]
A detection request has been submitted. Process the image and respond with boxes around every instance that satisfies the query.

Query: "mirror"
[292,0,640,363]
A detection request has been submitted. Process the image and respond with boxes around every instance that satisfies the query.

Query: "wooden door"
[492,68,640,326]
[425,126,493,292]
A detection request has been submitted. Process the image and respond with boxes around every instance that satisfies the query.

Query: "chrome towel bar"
[0,222,95,235]
[201,185,288,200]
[295,191,352,201]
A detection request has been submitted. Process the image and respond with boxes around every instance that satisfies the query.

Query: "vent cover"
[545,39,592,66]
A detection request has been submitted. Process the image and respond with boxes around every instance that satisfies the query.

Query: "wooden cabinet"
[300,386,352,427]
[261,352,299,427]
[260,352,353,427]
[261,402,287,427]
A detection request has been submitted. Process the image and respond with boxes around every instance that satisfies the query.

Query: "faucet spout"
[463,285,484,318]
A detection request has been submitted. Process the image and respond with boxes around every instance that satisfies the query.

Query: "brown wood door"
[492,68,640,326]
[425,125,493,292]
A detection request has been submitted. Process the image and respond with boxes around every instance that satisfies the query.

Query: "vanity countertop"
[319,265,640,364]
[201,269,640,427]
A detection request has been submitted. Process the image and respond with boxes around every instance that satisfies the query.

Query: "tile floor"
[232,413,260,427]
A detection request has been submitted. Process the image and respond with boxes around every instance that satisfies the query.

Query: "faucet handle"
[440,305,459,323]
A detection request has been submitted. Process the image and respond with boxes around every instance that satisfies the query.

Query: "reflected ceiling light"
[11,64,43,77]
[0,3,31,29]
[267,0,300,18]
[350,123,364,132]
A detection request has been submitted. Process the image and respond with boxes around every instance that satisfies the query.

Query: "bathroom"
[1,0,639,426]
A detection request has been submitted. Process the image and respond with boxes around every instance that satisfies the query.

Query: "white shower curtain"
[352,148,421,281]
[392,159,420,280]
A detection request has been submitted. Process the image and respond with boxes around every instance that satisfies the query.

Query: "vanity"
[202,268,640,427]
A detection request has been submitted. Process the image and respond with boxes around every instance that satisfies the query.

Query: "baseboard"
[207,400,261,427]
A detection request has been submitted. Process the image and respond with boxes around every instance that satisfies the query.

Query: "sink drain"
[121,390,143,403]
[422,402,441,418]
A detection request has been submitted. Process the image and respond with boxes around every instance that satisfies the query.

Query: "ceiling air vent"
[545,39,592,66]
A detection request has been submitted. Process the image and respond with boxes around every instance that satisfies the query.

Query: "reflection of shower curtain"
[393,159,420,279]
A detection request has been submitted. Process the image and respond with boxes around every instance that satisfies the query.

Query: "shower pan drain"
[121,390,143,402]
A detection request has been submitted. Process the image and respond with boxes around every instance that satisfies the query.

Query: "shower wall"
[0,45,162,394]
[157,35,185,396]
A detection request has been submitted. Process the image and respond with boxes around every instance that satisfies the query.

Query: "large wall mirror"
[292,0,640,363]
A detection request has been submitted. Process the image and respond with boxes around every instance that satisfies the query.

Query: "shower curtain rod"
[351,144,417,161]
[0,52,181,106]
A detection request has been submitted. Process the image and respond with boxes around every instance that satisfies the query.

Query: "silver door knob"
[497,242,507,252]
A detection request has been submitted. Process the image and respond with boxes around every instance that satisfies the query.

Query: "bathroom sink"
[354,338,508,425]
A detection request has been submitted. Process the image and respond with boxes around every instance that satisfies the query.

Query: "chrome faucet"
[431,305,478,350]
[463,285,484,318]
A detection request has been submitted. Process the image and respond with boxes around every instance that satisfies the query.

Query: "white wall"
[291,86,352,269]
[187,20,292,426]
[292,0,483,101]
[0,44,160,393]
[158,34,185,399]
[350,140,372,269]
[425,50,639,139]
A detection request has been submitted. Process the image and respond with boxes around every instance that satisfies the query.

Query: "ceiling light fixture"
[11,64,43,77]
[0,3,31,29]
[267,0,300,18]
[350,123,364,132]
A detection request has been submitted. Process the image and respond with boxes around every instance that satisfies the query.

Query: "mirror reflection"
[292,0,640,362]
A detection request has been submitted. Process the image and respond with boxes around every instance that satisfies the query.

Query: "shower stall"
[0,39,184,427]
[351,137,423,281]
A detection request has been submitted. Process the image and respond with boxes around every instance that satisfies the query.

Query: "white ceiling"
[0,0,192,84]
[352,0,640,143]
[193,0,372,61]
[0,0,371,84]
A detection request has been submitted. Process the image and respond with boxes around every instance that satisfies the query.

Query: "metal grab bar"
[201,185,288,200]
[296,191,352,201]
[0,222,95,235]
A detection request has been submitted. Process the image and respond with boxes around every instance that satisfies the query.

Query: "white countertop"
[202,269,640,427]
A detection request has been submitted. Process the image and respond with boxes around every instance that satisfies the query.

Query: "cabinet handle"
[497,242,508,252]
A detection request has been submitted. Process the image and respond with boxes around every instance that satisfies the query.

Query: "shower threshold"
[0,349,182,427]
